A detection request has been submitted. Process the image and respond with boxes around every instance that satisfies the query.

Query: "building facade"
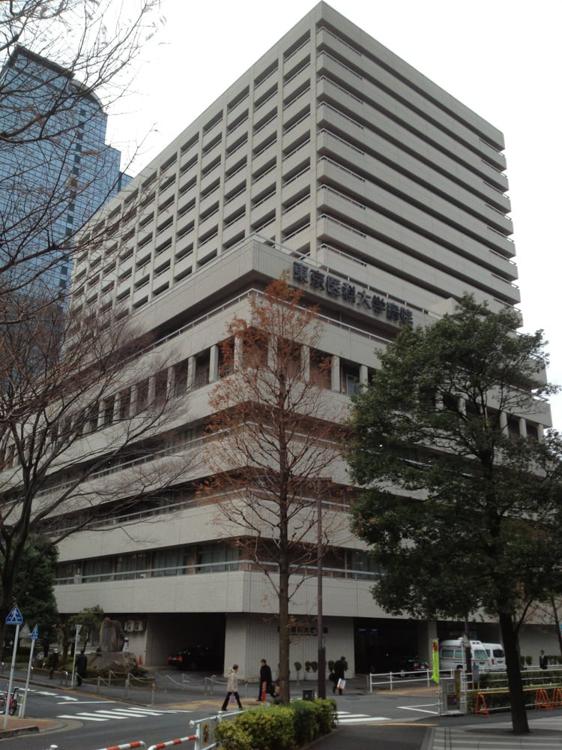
[47,3,553,673]
[0,46,130,296]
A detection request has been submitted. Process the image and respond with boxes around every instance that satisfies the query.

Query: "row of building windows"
[55,540,378,585]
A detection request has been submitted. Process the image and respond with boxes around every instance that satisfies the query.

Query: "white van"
[481,642,506,671]
[439,639,492,673]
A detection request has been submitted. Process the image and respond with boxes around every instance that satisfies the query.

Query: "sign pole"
[3,622,20,728]
[20,625,38,718]
[70,624,81,688]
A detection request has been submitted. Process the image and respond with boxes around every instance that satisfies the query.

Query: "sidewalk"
[0,716,59,740]
[3,666,369,707]
[429,713,562,749]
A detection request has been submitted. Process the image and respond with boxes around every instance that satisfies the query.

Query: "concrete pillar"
[147,375,156,404]
[519,417,527,438]
[187,356,195,390]
[166,365,176,398]
[301,345,310,382]
[234,335,244,370]
[331,355,341,392]
[97,400,106,428]
[129,385,138,417]
[417,621,438,665]
[538,424,545,442]
[113,392,121,422]
[267,335,276,370]
[500,411,508,435]
[359,365,368,387]
[209,344,219,382]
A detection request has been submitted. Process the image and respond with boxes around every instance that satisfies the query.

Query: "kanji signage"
[292,261,413,326]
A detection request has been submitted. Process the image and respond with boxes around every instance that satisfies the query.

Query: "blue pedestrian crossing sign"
[5,606,24,625]
[31,624,39,641]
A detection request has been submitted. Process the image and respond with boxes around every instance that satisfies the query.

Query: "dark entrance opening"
[148,612,225,670]
[354,618,419,673]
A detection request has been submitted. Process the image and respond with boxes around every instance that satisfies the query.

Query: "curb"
[303,727,341,748]
[0,724,40,739]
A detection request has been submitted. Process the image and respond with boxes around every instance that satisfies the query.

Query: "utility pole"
[317,495,326,698]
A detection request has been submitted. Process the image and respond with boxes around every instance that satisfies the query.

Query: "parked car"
[167,644,216,671]
[397,657,429,674]
[481,642,506,671]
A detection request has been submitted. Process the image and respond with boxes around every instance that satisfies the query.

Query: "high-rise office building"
[43,3,551,671]
[0,46,130,296]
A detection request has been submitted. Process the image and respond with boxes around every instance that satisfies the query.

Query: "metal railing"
[368,668,454,692]
[56,560,379,587]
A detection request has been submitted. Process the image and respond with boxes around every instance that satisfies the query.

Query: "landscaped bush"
[215,699,337,750]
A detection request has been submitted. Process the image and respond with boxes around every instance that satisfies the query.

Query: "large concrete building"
[50,3,552,673]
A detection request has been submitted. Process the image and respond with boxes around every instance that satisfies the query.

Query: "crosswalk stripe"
[84,711,131,720]
[337,713,369,718]
[58,713,106,722]
[105,709,165,717]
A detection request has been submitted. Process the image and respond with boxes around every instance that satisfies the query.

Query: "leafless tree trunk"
[0,291,186,646]
[205,279,347,704]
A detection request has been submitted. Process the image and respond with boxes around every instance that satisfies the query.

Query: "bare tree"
[0,291,187,645]
[0,0,162,304]
[205,279,348,704]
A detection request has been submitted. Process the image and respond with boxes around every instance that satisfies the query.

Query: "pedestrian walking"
[48,649,59,679]
[539,650,548,669]
[75,650,88,686]
[257,658,273,701]
[332,656,346,695]
[221,664,243,711]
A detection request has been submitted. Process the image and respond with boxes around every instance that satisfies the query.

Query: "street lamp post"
[317,495,326,699]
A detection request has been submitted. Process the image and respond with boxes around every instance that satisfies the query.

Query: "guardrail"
[147,736,196,750]
[94,742,146,750]
[190,710,243,750]
[368,668,455,692]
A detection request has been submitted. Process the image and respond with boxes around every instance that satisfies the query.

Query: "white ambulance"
[439,639,492,673]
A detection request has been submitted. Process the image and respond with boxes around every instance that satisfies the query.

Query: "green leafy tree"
[3,535,58,639]
[70,605,105,650]
[348,296,562,735]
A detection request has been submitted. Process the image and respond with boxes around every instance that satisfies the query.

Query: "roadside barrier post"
[146,736,196,750]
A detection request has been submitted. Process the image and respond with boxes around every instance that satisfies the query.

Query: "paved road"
[0,680,439,749]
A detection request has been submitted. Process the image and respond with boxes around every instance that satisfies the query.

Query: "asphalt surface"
[0,676,439,749]
[13,673,562,750]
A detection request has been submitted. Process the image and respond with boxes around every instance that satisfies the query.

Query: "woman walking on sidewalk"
[221,664,243,711]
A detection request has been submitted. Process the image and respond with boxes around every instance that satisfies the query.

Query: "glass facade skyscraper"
[0,46,129,296]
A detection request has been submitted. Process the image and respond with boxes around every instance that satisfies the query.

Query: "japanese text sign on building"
[292,261,413,326]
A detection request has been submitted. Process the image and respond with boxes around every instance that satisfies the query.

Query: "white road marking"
[336,710,390,724]
[83,711,131,720]
[37,691,59,696]
[58,713,106,722]
[56,700,116,705]
[57,696,79,702]
[398,703,439,715]
[105,709,165,717]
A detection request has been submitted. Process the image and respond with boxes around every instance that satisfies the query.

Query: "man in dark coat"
[333,656,346,695]
[258,658,273,701]
[75,650,88,686]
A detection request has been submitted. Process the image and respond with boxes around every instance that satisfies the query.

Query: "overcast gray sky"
[106,0,562,428]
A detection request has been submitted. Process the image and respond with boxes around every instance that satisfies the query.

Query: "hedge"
[215,698,337,750]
